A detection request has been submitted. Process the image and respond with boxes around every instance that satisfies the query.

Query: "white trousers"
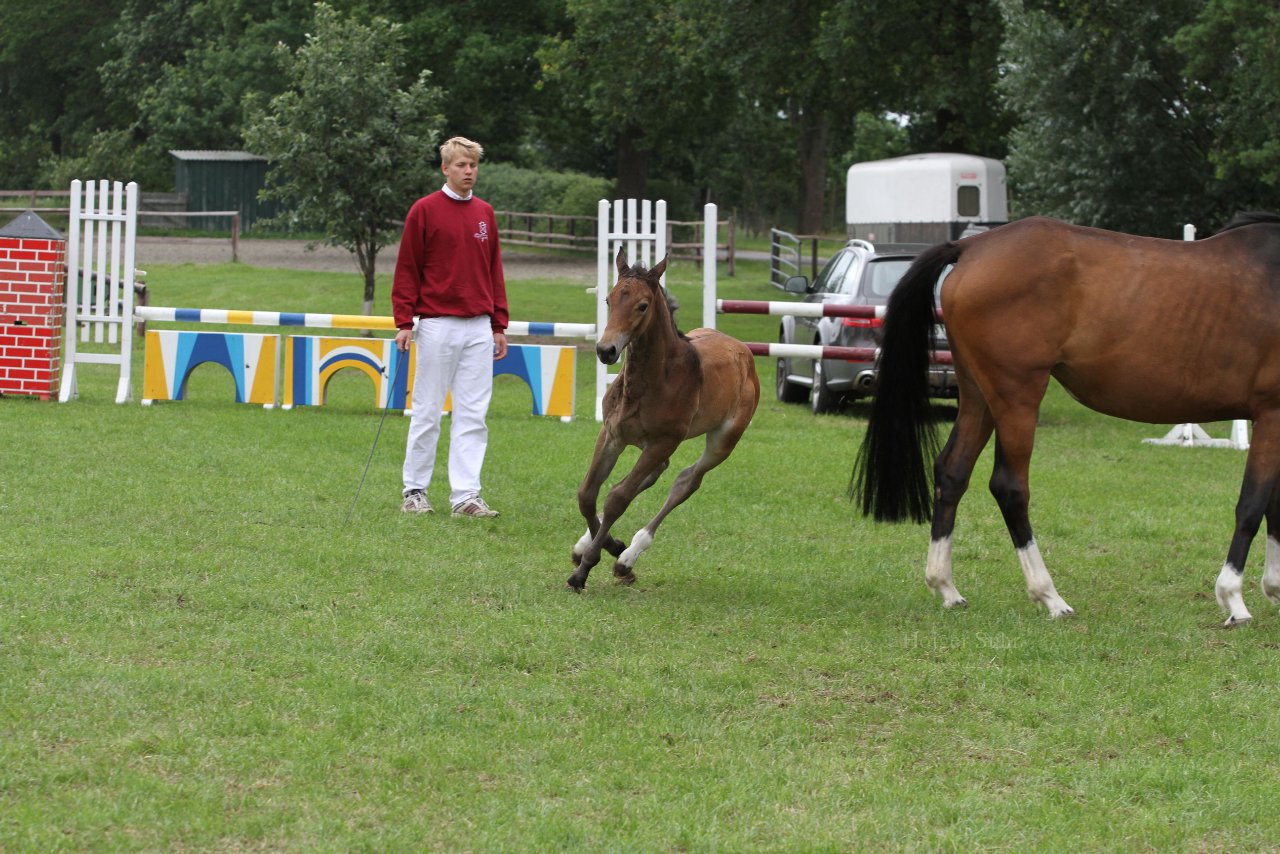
[402,315,494,506]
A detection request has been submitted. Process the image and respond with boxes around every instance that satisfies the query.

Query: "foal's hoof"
[1223,614,1253,629]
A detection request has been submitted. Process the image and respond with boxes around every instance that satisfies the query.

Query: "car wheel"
[810,358,836,414]
[776,354,806,404]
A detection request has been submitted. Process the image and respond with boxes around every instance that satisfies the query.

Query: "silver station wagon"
[775,239,956,413]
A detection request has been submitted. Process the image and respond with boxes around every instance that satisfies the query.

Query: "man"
[392,136,509,518]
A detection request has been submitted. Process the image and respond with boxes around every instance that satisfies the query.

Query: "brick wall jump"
[0,229,66,400]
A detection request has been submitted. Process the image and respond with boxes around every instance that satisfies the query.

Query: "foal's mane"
[1217,211,1280,234]
[619,261,685,338]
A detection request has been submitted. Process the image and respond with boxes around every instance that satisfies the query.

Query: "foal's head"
[597,249,679,365]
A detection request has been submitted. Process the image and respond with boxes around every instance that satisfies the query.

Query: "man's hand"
[395,328,412,352]
[493,331,508,360]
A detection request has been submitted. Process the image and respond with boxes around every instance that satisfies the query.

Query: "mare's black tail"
[850,241,962,522]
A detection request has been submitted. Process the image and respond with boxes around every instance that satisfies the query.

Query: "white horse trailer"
[846,153,1007,244]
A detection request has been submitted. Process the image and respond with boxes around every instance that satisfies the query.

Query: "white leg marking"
[618,528,654,569]
[1016,540,1074,618]
[925,537,967,608]
[1216,563,1253,627]
[573,527,592,558]
[1261,537,1280,606]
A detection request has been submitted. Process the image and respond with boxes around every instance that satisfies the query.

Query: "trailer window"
[957,185,980,217]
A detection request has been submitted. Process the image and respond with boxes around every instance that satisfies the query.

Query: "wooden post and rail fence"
[1,190,241,261]
[495,210,736,275]
[3,190,735,273]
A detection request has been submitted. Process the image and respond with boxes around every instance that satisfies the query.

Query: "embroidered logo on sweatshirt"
[475,221,489,242]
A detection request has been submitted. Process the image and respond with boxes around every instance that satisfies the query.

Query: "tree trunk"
[615,129,650,200]
[794,110,830,235]
[356,241,379,336]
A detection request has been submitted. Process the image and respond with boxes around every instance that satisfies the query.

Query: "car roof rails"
[868,242,932,256]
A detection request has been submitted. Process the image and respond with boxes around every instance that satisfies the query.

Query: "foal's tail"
[850,241,962,523]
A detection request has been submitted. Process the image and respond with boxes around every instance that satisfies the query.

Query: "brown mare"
[568,250,760,590]
[853,213,1280,626]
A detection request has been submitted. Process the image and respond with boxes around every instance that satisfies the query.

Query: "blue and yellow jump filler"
[283,336,411,410]
[142,330,278,406]
[142,329,578,420]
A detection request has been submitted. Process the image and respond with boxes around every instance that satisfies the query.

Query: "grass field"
[3,256,1279,851]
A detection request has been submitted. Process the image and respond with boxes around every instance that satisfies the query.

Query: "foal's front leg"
[572,445,671,574]
[568,442,676,590]
[571,432,624,578]
[610,437,729,584]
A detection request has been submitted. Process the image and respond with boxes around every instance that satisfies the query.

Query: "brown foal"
[569,249,760,590]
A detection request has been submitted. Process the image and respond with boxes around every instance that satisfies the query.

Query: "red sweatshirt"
[391,191,509,332]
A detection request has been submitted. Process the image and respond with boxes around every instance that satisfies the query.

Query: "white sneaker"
[401,489,433,514]
[451,496,499,518]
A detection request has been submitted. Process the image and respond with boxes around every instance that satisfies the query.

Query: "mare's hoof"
[613,569,637,586]
[566,575,586,592]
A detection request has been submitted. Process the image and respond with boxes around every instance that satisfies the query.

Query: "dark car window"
[835,257,863,295]
[814,250,855,294]
[863,258,915,299]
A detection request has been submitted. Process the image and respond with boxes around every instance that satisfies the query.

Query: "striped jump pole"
[716,299,943,322]
[745,342,953,364]
[135,306,596,339]
[716,299,951,363]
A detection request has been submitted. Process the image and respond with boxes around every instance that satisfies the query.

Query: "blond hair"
[440,136,484,167]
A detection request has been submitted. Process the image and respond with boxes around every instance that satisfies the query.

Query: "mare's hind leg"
[610,429,739,584]
[1262,476,1280,607]
[987,399,1074,618]
[928,379,994,608]
[1216,414,1280,625]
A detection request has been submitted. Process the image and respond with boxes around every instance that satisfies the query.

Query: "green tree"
[393,0,567,165]
[242,2,444,315]
[1000,0,1216,235]
[890,0,1013,157]
[0,0,128,185]
[1175,0,1280,214]
[700,0,1006,234]
[94,0,311,189]
[705,0,846,234]
[537,0,736,201]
